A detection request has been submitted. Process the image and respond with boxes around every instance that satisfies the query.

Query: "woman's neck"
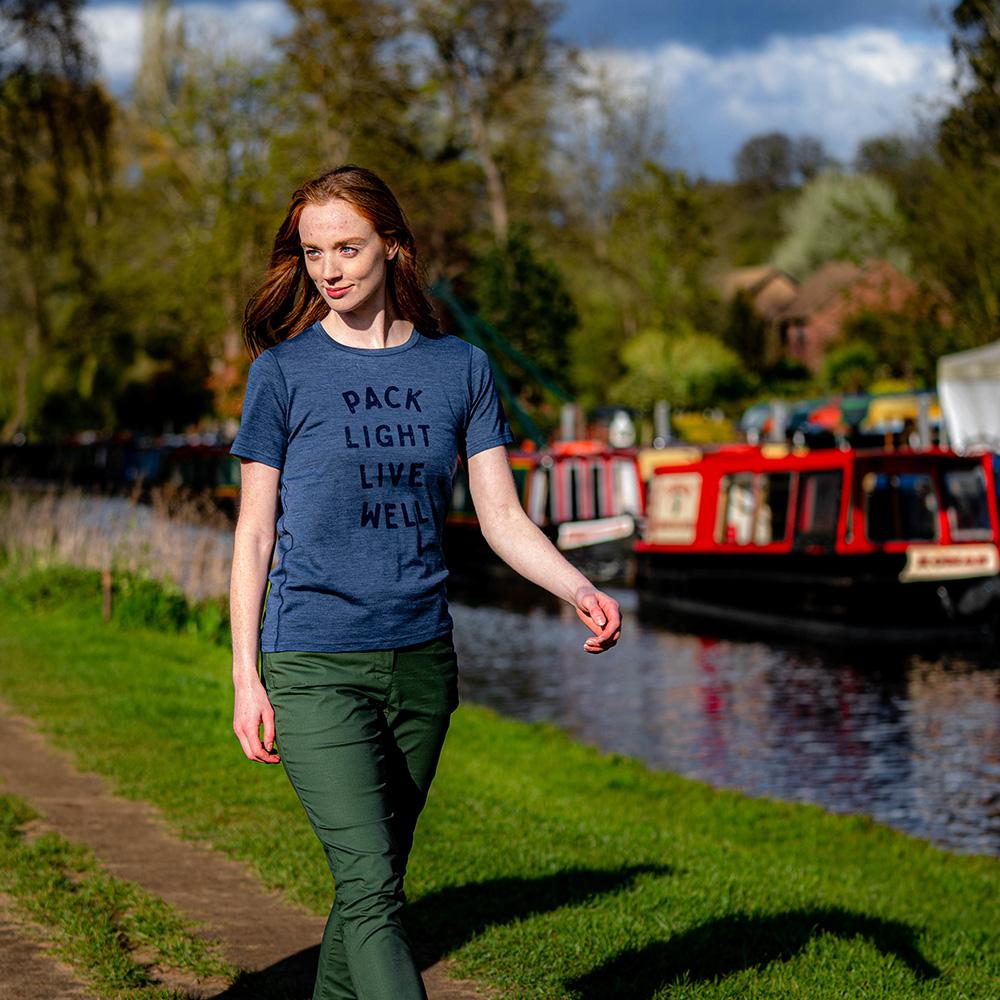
[320,301,414,350]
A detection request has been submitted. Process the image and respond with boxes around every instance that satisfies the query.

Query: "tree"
[279,0,416,169]
[472,225,578,415]
[415,0,563,244]
[771,171,911,278]
[938,0,1000,166]
[792,135,833,182]
[0,0,114,439]
[610,327,748,412]
[822,341,879,394]
[733,132,795,192]
[901,1,1000,347]
[723,288,769,374]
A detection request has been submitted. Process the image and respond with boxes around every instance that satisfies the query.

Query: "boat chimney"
[654,400,672,447]
[917,394,931,450]
[560,402,579,441]
[768,400,788,443]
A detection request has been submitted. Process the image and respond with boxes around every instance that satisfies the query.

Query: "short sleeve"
[461,345,515,461]
[229,350,289,470]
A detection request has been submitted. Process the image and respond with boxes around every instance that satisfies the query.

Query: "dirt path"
[0,703,493,999]
[0,894,92,999]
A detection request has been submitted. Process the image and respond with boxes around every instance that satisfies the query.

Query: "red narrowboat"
[445,440,643,584]
[635,444,1000,644]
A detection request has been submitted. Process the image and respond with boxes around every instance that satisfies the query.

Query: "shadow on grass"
[567,906,940,999]
[406,864,671,967]
[205,864,669,998]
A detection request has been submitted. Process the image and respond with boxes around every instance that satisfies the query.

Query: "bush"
[0,554,231,646]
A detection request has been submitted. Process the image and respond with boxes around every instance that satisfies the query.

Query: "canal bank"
[0,561,997,998]
[3,483,997,853]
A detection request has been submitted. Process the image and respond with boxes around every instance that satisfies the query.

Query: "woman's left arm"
[467,445,622,653]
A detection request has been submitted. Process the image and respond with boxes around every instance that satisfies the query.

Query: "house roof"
[717,266,799,321]
[774,260,862,323]
[718,265,796,298]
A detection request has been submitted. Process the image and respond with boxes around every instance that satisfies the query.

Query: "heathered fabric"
[230,321,514,651]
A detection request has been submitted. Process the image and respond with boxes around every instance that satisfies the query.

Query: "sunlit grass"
[0,559,997,998]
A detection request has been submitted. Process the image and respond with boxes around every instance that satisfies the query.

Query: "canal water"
[447,582,999,857]
[13,491,997,856]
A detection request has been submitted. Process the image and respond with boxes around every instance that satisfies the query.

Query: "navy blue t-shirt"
[229,321,514,652]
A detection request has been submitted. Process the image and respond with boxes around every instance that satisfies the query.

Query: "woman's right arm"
[230,458,282,764]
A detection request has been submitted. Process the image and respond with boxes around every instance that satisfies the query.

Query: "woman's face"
[299,199,397,318]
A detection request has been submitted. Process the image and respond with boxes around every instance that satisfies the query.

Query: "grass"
[0,793,234,998]
[0,559,998,999]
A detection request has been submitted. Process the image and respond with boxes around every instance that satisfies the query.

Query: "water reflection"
[448,583,999,856]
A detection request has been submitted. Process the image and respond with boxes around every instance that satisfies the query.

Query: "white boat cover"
[938,340,1000,452]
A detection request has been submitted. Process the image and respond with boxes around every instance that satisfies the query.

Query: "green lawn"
[0,562,997,999]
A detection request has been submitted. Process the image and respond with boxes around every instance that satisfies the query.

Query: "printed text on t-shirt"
[343,385,431,530]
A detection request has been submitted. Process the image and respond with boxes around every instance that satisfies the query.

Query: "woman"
[229,164,621,1000]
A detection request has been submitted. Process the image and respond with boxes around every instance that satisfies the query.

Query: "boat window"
[718,473,755,545]
[568,462,582,521]
[942,466,992,539]
[546,466,558,525]
[795,471,842,547]
[528,467,547,525]
[512,466,528,506]
[612,459,641,515]
[755,473,791,544]
[451,465,474,515]
[591,463,604,518]
[864,472,938,542]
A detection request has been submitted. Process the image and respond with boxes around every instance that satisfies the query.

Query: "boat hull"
[635,549,1000,646]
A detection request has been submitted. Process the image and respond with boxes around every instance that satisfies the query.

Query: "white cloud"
[81,1,290,90]
[81,4,144,83]
[81,6,957,180]
[586,27,957,177]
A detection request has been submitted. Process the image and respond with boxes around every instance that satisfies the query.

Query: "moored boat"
[444,440,643,585]
[635,443,1000,645]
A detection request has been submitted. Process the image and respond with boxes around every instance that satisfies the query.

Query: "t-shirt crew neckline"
[311,320,421,356]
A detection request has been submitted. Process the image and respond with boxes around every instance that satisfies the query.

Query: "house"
[717,265,799,324]
[774,259,918,371]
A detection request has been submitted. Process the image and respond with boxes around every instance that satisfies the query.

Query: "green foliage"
[839,307,948,389]
[2,0,997,440]
[723,288,769,374]
[733,131,833,192]
[938,0,1000,166]
[565,291,627,411]
[611,162,721,333]
[703,183,796,267]
[2,554,231,646]
[904,158,1000,350]
[611,327,749,412]
[822,341,879,393]
[672,411,738,444]
[472,225,578,410]
[0,0,115,439]
[771,170,911,279]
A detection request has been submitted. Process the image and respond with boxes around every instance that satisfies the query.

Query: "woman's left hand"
[573,585,622,653]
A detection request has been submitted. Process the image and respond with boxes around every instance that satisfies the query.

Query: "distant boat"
[445,440,643,585]
[635,443,1000,645]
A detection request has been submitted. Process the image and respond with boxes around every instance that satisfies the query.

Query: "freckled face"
[299,200,397,316]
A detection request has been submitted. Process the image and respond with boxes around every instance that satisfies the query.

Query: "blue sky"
[81,0,958,179]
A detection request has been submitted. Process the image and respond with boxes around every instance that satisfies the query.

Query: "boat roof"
[649,444,982,477]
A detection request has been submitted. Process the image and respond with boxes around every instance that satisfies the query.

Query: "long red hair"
[242,165,440,358]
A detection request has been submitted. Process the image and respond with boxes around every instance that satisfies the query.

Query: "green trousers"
[261,632,459,1000]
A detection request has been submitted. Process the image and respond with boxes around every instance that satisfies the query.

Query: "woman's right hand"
[233,676,281,764]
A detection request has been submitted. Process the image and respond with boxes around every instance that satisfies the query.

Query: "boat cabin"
[636,445,1000,642]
